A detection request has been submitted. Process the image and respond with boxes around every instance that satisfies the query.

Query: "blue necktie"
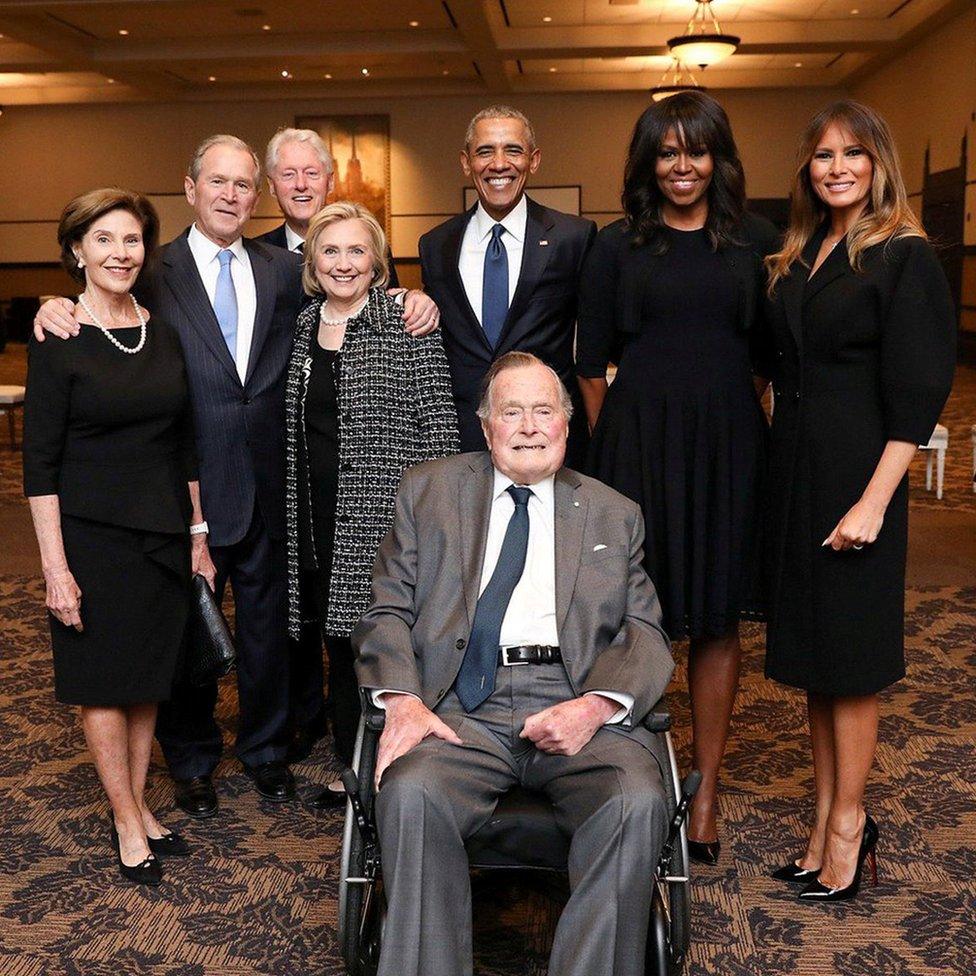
[481,224,509,348]
[455,486,532,712]
[214,249,238,361]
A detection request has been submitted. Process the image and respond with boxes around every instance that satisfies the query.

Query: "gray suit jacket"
[353,452,674,749]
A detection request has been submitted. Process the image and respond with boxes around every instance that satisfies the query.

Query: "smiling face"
[482,363,568,485]
[808,123,874,221]
[74,208,145,298]
[267,139,334,235]
[312,218,376,306]
[461,116,541,222]
[655,126,713,215]
[184,144,260,247]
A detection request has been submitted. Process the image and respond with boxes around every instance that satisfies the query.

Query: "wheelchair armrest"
[360,692,387,733]
[641,710,671,733]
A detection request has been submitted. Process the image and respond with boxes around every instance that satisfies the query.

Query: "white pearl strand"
[78,291,147,354]
[319,295,368,327]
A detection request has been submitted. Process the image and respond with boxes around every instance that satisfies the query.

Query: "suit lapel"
[443,208,491,354]
[778,227,827,359]
[244,238,274,387]
[163,231,241,386]
[458,455,495,628]
[554,468,585,638]
[497,198,555,352]
[803,238,851,305]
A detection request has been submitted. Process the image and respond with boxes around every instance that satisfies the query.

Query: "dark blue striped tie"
[481,223,508,348]
[455,486,532,712]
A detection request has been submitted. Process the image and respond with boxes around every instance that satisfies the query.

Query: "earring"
[74,254,85,269]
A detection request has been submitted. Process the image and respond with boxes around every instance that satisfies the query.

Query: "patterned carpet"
[0,343,974,975]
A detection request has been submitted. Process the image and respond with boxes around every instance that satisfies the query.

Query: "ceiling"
[0,0,968,105]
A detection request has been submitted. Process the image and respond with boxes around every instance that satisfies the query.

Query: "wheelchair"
[338,699,698,976]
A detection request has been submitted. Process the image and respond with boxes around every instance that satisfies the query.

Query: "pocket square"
[593,544,607,552]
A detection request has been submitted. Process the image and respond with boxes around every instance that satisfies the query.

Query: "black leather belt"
[498,645,562,666]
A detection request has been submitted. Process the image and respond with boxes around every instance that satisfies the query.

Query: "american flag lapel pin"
[539,239,549,246]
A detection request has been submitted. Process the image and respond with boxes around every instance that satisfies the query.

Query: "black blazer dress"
[763,228,955,695]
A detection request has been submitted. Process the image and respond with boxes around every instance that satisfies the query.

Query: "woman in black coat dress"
[23,189,216,885]
[577,92,777,862]
[763,101,955,901]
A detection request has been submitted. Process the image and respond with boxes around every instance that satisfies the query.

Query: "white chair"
[918,423,948,500]
[0,385,25,449]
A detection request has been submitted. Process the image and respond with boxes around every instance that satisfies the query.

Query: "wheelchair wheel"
[339,719,382,975]
[659,730,691,972]
[647,885,670,976]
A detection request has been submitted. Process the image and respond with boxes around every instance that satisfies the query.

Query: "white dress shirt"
[375,465,633,724]
[283,224,305,253]
[187,223,257,383]
[457,195,527,330]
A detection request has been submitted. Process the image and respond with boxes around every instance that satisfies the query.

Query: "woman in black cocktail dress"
[577,92,777,863]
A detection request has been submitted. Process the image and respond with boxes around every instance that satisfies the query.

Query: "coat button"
[455,638,466,649]
[794,392,800,400]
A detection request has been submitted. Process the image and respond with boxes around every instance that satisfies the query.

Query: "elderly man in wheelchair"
[341,353,696,976]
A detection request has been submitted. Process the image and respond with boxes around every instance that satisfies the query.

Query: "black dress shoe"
[148,830,190,857]
[174,775,218,819]
[110,819,162,886]
[286,726,327,764]
[243,761,296,802]
[771,861,821,884]
[688,839,721,865]
[308,782,348,810]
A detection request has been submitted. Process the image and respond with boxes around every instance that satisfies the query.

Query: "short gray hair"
[476,351,573,421]
[188,134,261,184]
[265,127,334,175]
[464,105,537,151]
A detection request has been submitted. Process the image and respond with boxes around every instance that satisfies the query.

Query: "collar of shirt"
[472,194,527,246]
[491,466,554,512]
[188,223,247,267]
[284,224,305,253]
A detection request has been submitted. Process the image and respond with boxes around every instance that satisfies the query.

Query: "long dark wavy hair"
[622,91,746,252]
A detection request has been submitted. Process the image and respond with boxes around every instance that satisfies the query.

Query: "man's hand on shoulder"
[33,297,79,342]
[520,695,619,756]
[387,287,440,337]
[374,693,463,789]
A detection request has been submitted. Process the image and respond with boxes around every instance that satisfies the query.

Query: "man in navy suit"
[419,106,596,468]
[34,135,305,814]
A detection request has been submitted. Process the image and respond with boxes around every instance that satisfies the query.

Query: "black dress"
[577,217,776,640]
[763,230,955,695]
[23,320,195,706]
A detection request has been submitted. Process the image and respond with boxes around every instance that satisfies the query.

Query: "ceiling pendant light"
[667,0,739,69]
[650,59,705,101]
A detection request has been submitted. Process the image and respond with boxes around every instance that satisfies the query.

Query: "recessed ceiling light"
[543,16,552,22]
[409,20,419,27]
[794,61,803,68]
[549,66,557,72]
[324,73,333,79]
[107,78,115,84]
[361,67,369,76]
[208,75,216,82]
[262,23,271,30]
[442,69,449,75]
[850,8,859,13]
[118,29,129,36]
[281,69,291,78]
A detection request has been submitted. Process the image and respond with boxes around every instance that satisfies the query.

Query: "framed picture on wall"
[296,114,391,235]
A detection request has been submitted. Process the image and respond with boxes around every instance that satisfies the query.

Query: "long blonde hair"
[766,100,924,295]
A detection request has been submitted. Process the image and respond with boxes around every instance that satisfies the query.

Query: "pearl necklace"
[78,292,146,354]
[319,296,368,327]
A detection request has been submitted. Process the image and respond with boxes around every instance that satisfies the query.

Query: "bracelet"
[189,521,209,536]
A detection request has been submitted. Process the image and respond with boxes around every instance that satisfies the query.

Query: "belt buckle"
[500,647,529,667]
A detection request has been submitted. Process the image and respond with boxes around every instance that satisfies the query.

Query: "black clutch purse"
[187,573,236,687]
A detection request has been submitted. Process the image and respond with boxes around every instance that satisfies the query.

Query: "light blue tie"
[481,224,509,348]
[214,249,238,361]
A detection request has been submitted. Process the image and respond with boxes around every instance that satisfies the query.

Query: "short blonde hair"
[302,201,390,296]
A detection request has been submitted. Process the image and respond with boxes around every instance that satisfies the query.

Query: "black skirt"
[51,515,190,706]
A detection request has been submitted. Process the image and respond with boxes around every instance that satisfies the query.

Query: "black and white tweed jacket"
[285,288,460,638]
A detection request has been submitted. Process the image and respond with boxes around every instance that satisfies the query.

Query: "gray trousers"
[375,664,668,976]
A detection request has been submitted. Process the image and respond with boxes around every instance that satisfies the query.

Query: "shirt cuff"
[584,690,634,725]
[371,689,421,708]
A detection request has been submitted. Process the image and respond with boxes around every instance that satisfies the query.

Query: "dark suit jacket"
[418,198,597,460]
[136,229,303,547]
[354,453,674,751]
[254,222,400,288]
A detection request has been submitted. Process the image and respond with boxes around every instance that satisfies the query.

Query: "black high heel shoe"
[687,839,721,865]
[110,817,162,886]
[798,815,878,903]
[771,861,821,884]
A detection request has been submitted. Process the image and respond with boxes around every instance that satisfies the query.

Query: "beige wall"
[0,87,841,272]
